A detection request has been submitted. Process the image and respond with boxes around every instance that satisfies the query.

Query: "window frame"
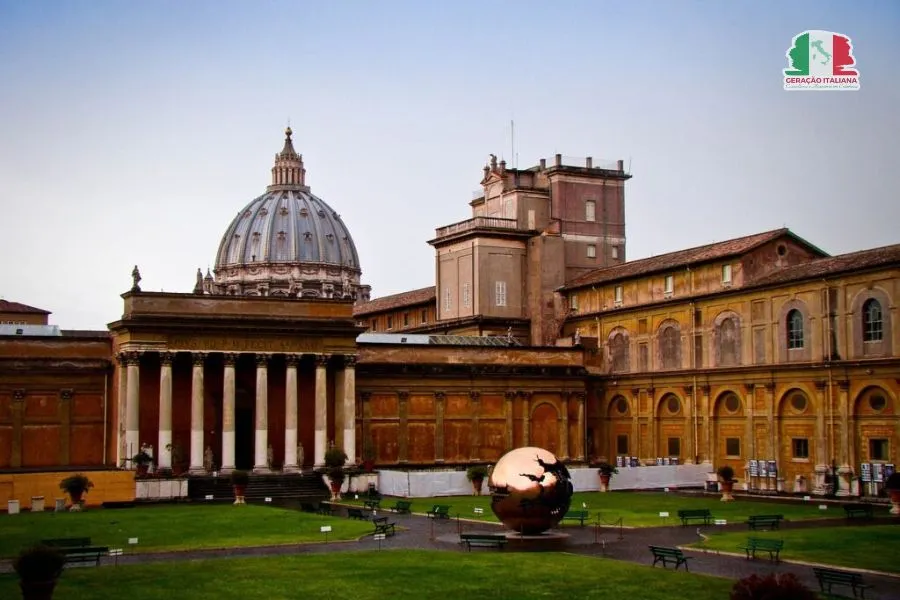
[587,244,596,258]
[787,308,804,349]
[614,285,623,304]
[725,437,741,458]
[462,282,470,308]
[664,275,674,295]
[616,434,629,456]
[863,298,883,342]
[722,264,732,285]
[585,199,596,222]
[495,281,507,307]
[791,437,810,460]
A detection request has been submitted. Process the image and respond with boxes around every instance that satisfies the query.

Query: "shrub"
[730,573,816,600]
[59,473,94,496]
[597,462,618,476]
[230,470,250,486]
[717,465,735,482]
[885,471,900,491]
[324,446,348,469]
[466,465,489,481]
[14,545,64,583]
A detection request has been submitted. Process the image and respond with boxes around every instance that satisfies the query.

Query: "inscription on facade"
[168,336,324,353]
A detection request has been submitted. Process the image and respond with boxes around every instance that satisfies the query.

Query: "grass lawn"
[0,550,733,600]
[347,491,844,527]
[0,504,373,558]
[690,524,900,574]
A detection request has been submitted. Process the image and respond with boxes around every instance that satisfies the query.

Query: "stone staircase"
[187,472,330,504]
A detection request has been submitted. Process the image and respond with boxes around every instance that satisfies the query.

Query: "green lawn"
[347,491,846,527]
[0,550,733,600]
[0,504,373,558]
[691,524,900,574]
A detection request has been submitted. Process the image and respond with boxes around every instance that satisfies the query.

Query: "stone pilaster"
[558,391,569,460]
[435,391,446,463]
[398,391,409,463]
[700,385,711,464]
[189,352,207,474]
[253,353,271,473]
[520,391,532,446]
[837,380,852,495]
[647,387,656,460]
[11,389,25,468]
[682,386,694,464]
[361,391,372,463]
[283,354,300,472]
[504,391,515,453]
[116,353,128,466]
[124,351,142,465]
[58,389,73,466]
[573,392,586,461]
[470,391,481,460]
[313,354,329,467]
[342,355,357,464]
[158,352,174,470]
[221,353,237,472]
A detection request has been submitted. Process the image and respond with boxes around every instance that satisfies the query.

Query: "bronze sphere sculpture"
[489,446,574,535]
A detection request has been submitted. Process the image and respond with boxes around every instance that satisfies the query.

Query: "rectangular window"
[420,309,427,324]
[462,282,470,308]
[694,334,703,368]
[587,244,596,258]
[611,245,619,259]
[870,438,889,461]
[792,438,809,459]
[616,434,629,455]
[667,437,681,457]
[638,343,649,371]
[403,312,409,327]
[664,275,674,295]
[495,281,507,307]
[614,285,623,304]
[725,437,741,457]
[722,264,733,285]
[585,200,596,222]
[444,288,451,311]
[387,316,393,330]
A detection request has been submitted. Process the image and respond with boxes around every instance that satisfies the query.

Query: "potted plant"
[466,465,489,496]
[132,450,152,477]
[597,462,618,493]
[14,544,64,600]
[885,471,900,516]
[324,446,348,500]
[59,473,93,511]
[230,469,250,505]
[717,465,736,502]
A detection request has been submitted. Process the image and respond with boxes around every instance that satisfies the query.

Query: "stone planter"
[233,485,247,505]
[599,474,611,492]
[472,478,484,496]
[19,578,58,600]
[889,489,900,515]
[720,480,735,502]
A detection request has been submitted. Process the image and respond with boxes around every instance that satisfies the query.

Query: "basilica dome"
[198,129,369,301]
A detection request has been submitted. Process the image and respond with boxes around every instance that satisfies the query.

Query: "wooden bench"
[648,545,692,571]
[677,509,712,526]
[372,516,396,537]
[745,514,784,530]
[561,510,589,526]
[316,504,337,516]
[460,533,507,551]
[389,500,412,514]
[844,503,874,520]
[347,507,369,520]
[738,537,784,562]
[427,504,451,519]
[813,567,873,599]
[41,537,92,548]
[363,499,381,511]
[61,546,109,567]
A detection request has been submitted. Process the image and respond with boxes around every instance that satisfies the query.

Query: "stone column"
[11,389,25,468]
[124,351,142,466]
[254,353,271,473]
[574,392,586,461]
[221,353,237,472]
[765,383,776,459]
[504,391,515,452]
[647,387,656,461]
[558,392,569,460]
[361,391,373,463]
[631,389,641,461]
[334,366,345,450]
[58,389,73,466]
[434,391,445,463]
[813,380,829,495]
[837,380,852,495]
[116,353,128,466]
[157,352,174,470]
[314,354,329,467]
[189,352,206,474]
[521,391,532,446]
[342,355,357,464]
[744,384,755,480]
[470,391,481,460]
[283,354,300,472]
[683,386,694,464]
[701,386,711,464]
[399,391,410,463]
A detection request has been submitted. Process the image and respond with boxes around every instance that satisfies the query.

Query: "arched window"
[863,298,883,342]
[787,309,804,349]
[609,332,630,373]
[660,326,681,370]
[718,317,739,366]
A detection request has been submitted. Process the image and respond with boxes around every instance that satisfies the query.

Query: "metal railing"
[434,216,519,238]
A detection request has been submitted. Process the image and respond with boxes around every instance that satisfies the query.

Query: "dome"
[198,129,369,300]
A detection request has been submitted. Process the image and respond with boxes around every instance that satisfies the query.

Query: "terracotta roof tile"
[563,228,827,290]
[0,300,50,314]
[751,243,900,287]
[354,286,436,317]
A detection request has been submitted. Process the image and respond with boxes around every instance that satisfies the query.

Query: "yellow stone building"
[559,229,900,495]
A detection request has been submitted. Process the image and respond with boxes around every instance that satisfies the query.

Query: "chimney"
[617,159,624,172]
[555,153,562,167]
[586,156,593,169]
[539,158,546,170]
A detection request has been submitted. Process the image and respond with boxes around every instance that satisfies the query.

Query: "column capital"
[504,391,516,401]
[631,388,641,397]
[13,388,26,402]
[116,352,128,366]
[361,391,372,402]
[518,390,533,400]
[469,390,480,401]
[256,353,271,367]
[223,353,238,367]
[682,385,693,396]
[59,388,74,401]
[742,383,754,395]
[764,382,776,392]
[646,387,655,396]
[838,380,850,392]
[124,351,142,366]
[192,352,208,367]
[699,384,711,395]
[343,354,358,368]
[285,353,301,367]
[571,391,587,402]
[814,379,828,391]
[435,391,447,401]
[398,390,410,402]
[159,352,175,366]
[315,353,330,368]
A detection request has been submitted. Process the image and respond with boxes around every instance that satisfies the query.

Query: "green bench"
[745,514,783,530]
[372,516,396,537]
[347,507,369,520]
[460,533,507,551]
[561,510,590,526]
[648,545,692,571]
[61,546,109,567]
[843,503,874,520]
[427,504,451,519]
[389,500,412,514]
[738,537,784,562]
[41,537,91,548]
[363,499,381,511]
[677,508,712,526]
[813,567,872,599]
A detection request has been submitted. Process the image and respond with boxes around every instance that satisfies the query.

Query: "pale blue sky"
[1,0,897,329]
